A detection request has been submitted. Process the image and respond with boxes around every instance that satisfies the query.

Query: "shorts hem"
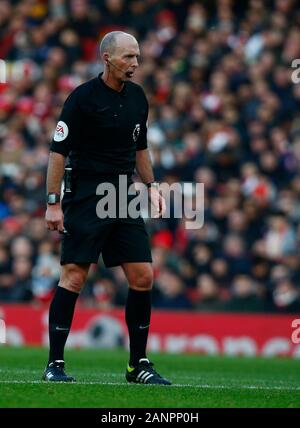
[104,258,152,268]
[60,259,98,265]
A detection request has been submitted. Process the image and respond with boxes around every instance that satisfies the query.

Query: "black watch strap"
[146,182,159,189]
[47,193,60,205]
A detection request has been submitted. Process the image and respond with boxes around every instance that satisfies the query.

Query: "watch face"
[49,194,56,204]
[48,194,59,204]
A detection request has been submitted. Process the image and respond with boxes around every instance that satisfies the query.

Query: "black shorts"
[60,189,152,267]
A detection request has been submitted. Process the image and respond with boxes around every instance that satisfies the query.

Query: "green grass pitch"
[0,346,300,408]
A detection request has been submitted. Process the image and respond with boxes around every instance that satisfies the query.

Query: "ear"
[103,53,109,64]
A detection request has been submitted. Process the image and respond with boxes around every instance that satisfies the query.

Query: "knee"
[61,265,87,294]
[129,268,153,291]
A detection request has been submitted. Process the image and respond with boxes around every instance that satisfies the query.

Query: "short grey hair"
[99,31,137,56]
[99,31,125,56]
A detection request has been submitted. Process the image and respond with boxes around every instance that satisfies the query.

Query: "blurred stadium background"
[1,0,300,359]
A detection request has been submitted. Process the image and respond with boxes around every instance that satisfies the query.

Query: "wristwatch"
[47,193,60,205]
[146,182,159,190]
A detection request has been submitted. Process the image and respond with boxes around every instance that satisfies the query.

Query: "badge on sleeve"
[133,123,140,142]
[54,121,69,142]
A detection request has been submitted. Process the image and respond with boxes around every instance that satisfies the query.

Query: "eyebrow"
[124,53,140,58]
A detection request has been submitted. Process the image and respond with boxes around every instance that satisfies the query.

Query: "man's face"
[108,36,140,81]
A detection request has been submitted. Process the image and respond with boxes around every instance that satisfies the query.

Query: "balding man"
[43,31,171,385]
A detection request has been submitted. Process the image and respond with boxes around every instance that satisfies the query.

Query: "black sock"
[48,286,79,365]
[125,288,151,367]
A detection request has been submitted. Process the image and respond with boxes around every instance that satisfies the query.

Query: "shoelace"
[139,361,162,378]
[48,362,65,372]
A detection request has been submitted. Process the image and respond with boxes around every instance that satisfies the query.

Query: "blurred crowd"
[1,0,300,313]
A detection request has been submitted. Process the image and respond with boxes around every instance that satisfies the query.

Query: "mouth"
[126,71,135,78]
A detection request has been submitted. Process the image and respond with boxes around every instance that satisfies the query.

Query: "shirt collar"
[97,73,127,97]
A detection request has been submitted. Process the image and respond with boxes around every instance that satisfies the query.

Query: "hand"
[148,187,166,218]
[45,205,65,232]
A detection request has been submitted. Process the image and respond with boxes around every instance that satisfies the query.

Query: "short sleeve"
[50,90,81,157]
[136,92,149,151]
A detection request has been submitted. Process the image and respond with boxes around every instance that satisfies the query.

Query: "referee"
[43,31,171,385]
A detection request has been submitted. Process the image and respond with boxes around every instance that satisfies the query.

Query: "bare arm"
[45,152,66,232]
[47,151,66,194]
[135,149,154,185]
[135,149,166,218]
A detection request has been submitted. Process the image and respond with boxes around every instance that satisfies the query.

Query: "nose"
[132,56,139,68]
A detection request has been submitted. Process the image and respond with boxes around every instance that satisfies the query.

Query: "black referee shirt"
[50,73,148,176]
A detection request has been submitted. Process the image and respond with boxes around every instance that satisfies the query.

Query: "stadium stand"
[1,0,300,314]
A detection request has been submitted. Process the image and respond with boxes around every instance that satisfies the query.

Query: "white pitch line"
[0,370,294,385]
[0,380,299,391]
